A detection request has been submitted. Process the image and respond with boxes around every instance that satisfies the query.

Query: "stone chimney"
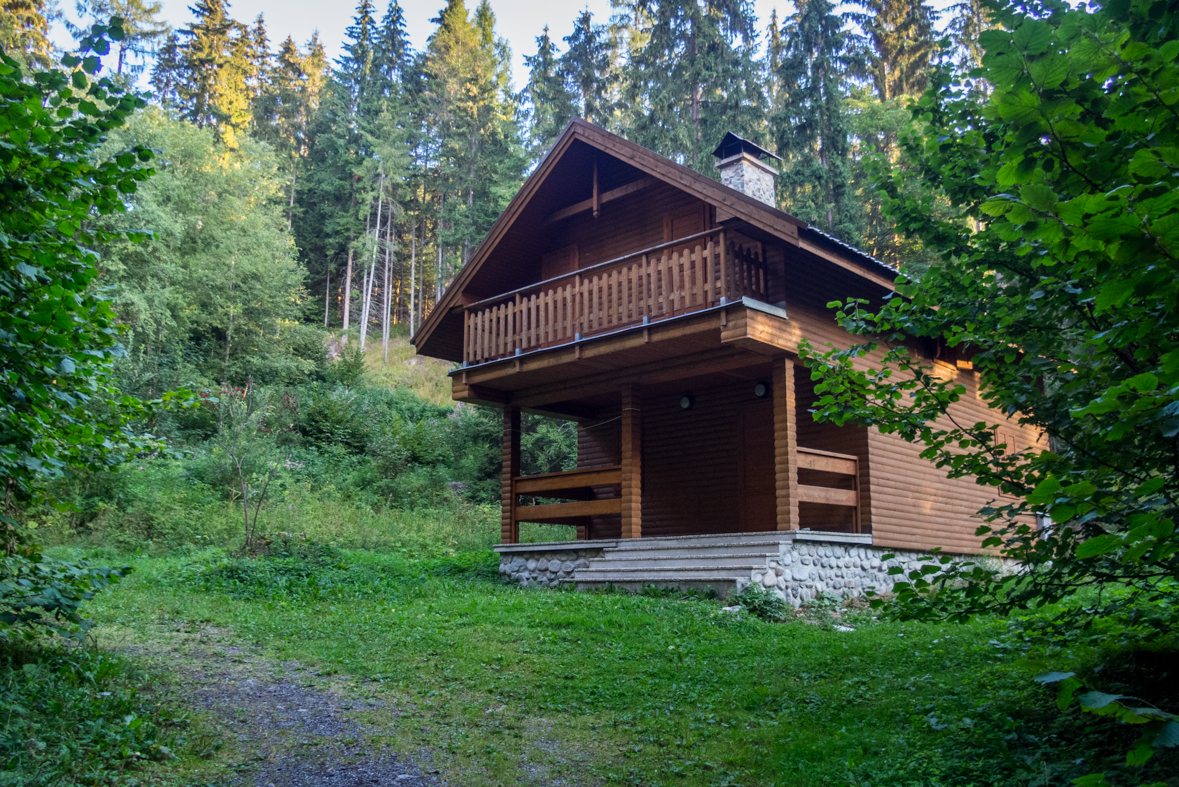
[712,132,780,208]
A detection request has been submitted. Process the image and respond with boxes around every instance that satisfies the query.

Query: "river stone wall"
[742,541,1006,607]
[499,547,609,588]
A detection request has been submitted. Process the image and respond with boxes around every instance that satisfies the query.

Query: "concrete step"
[576,565,758,581]
[604,533,792,549]
[588,552,774,569]
[601,544,780,559]
[605,538,788,554]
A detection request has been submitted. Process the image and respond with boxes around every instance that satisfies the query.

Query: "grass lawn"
[59,546,1177,787]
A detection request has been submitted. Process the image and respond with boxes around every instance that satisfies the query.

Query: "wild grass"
[70,547,1179,787]
[46,480,571,558]
[357,330,455,407]
[0,639,216,786]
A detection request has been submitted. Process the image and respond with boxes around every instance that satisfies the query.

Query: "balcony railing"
[463,228,767,365]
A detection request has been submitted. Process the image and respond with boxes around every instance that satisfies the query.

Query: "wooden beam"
[592,155,600,219]
[523,402,600,422]
[620,384,642,539]
[797,449,858,476]
[798,485,859,507]
[514,467,622,494]
[510,346,760,409]
[545,177,657,225]
[453,383,510,407]
[515,498,622,522]
[773,357,800,531]
[502,406,521,544]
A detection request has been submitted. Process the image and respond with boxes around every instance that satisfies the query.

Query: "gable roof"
[411,118,897,360]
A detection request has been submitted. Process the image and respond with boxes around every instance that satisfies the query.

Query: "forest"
[1,0,1178,785]
[9,0,977,399]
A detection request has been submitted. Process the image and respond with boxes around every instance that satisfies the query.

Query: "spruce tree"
[624,0,766,171]
[774,0,858,239]
[523,27,574,160]
[248,13,271,96]
[337,0,379,121]
[375,0,412,87]
[0,0,53,67]
[847,0,938,101]
[561,10,615,126]
[948,0,996,88]
[150,31,182,103]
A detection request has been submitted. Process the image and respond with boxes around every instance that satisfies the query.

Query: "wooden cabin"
[412,120,1039,596]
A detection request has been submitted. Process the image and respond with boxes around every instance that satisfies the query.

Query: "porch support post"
[773,356,800,530]
[620,384,642,539]
[502,406,521,544]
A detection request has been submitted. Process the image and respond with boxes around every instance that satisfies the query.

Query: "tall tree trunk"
[323,265,330,328]
[287,162,297,232]
[383,201,393,361]
[361,174,385,352]
[409,219,416,336]
[342,242,354,330]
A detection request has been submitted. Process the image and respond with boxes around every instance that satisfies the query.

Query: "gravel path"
[118,625,445,787]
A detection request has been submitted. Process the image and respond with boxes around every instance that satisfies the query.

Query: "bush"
[733,584,789,622]
[0,552,131,640]
[0,643,189,785]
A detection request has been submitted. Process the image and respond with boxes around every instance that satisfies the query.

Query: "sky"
[50,0,789,90]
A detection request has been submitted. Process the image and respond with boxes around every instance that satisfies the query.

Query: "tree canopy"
[801,0,1179,622]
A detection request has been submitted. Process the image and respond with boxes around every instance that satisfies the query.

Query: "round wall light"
[679,395,694,410]
[753,382,768,398]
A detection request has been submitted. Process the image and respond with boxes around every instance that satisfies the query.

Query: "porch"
[498,358,868,547]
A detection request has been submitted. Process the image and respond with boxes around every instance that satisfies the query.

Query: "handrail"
[512,465,621,482]
[464,227,725,312]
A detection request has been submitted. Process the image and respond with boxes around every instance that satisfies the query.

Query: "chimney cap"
[712,132,781,163]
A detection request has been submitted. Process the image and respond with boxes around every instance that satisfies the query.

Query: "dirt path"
[111,623,446,787]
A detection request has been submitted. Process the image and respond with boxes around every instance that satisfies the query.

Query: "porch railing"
[512,466,622,524]
[797,447,860,531]
[463,228,767,365]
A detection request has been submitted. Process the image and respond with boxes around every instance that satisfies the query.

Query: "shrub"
[0,643,188,785]
[733,584,789,622]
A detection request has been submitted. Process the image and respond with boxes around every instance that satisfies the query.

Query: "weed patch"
[0,642,193,786]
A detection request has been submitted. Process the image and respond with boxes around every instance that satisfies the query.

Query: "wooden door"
[738,400,776,532]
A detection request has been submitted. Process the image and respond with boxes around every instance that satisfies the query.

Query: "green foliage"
[95,107,312,391]
[801,0,1179,623]
[624,0,765,171]
[0,21,163,539]
[1037,670,1179,772]
[329,341,367,387]
[522,25,575,159]
[0,642,189,785]
[772,0,860,239]
[92,552,1179,786]
[184,541,502,601]
[0,553,130,640]
[732,583,789,621]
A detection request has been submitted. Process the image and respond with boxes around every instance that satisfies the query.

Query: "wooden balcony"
[463,228,768,365]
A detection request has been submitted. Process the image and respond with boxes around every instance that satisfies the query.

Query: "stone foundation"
[495,535,1006,604]
[498,546,610,588]
[739,541,982,607]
